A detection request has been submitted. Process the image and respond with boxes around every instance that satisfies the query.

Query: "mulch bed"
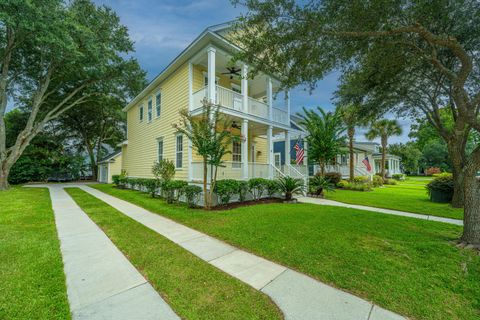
[210,198,284,210]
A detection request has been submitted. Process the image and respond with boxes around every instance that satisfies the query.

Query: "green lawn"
[92,184,480,320]
[325,177,463,219]
[66,188,281,320]
[0,187,70,320]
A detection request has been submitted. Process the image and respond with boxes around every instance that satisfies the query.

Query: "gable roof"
[123,22,239,112]
[98,150,121,164]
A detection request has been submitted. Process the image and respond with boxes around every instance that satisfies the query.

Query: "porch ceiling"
[192,48,282,97]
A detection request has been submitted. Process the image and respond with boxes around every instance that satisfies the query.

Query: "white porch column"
[207,46,216,103]
[267,125,273,178]
[242,119,249,180]
[267,76,273,121]
[242,64,248,113]
[285,130,291,175]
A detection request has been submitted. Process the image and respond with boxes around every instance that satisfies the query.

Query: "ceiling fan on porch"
[222,66,241,79]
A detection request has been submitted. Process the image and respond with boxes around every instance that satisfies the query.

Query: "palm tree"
[298,107,346,175]
[365,119,403,180]
[337,104,367,181]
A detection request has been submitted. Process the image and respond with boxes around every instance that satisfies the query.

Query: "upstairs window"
[139,104,144,122]
[147,98,153,122]
[155,91,161,117]
[176,134,183,168]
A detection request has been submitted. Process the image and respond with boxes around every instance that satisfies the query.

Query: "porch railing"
[191,85,289,125]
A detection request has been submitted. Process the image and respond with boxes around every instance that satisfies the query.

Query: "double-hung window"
[155,91,161,117]
[139,104,144,122]
[147,98,153,122]
[232,140,241,168]
[157,138,164,162]
[176,135,183,168]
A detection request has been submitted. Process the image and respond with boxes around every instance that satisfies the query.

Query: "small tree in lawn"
[152,159,175,197]
[175,99,235,209]
[366,119,403,181]
[298,107,346,175]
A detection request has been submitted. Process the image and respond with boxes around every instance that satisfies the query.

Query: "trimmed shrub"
[265,180,280,198]
[238,181,249,202]
[215,179,240,205]
[144,179,159,197]
[116,170,128,188]
[112,175,120,186]
[163,180,188,203]
[384,179,397,185]
[392,173,405,181]
[338,181,372,191]
[425,167,441,176]
[372,175,383,187]
[353,175,370,183]
[184,185,202,208]
[323,172,342,185]
[248,178,268,201]
[336,180,349,188]
[426,174,453,203]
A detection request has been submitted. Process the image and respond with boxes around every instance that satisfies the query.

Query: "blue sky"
[95,0,410,143]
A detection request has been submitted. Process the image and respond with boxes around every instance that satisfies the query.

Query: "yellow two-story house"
[119,22,307,184]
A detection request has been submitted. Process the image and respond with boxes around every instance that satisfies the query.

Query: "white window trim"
[155,91,161,118]
[157,137,164,162]
[147,98,153,123]
[175,134,183,170]
[232,140,241,169]
[202,71,219,87]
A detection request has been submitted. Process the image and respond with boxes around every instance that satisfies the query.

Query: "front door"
[274,153,281,167]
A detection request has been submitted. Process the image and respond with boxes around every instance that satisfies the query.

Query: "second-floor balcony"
[192,85,289,125]
[189,45,290,127]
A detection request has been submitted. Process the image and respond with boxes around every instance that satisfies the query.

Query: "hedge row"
[111,175,202,208]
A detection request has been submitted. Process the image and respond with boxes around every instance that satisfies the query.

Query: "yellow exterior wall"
[108,154,122,183]
[122,63,189,180]
[192,65,242,94]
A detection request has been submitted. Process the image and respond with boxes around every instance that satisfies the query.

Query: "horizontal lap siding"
[108,155,122,183]
[123,64,189,180]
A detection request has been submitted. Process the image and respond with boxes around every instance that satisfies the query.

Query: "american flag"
[362,157,372,172]
[294,142,304,165]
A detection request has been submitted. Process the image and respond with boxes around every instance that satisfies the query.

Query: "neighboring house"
[319,142,402,178]
[120,22,307,184]
[98,150,122,183]
[353,142,402,177]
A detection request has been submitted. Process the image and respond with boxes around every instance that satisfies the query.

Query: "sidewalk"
[78,184,405,320]
[298,196,463,226]
[45,185,179,320]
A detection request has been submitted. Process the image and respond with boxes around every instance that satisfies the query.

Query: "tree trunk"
[381,136,387,181]
[0,164,10,190]
[203,160,209,209]
[461,167,480,246]
[451,167,465,208]
[348,127,355,182]
[447,141,466,208]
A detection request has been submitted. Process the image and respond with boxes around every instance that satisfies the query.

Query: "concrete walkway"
[298,196,463,226]
[76,185,405,320]
[43,185,179,320]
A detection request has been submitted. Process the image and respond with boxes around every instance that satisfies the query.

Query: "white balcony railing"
[192,85,289,125]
